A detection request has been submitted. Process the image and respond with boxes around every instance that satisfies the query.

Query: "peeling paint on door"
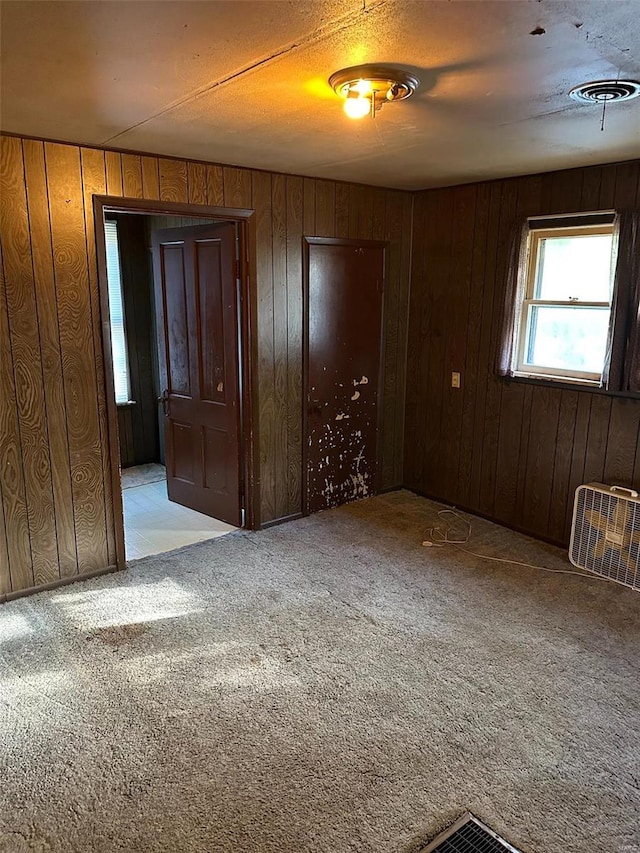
[306,241,384,514]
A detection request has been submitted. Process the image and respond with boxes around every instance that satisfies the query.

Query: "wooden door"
[152,223,242,526]
[305,238,385,515]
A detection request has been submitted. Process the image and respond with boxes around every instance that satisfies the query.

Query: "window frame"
[514,221,616,385]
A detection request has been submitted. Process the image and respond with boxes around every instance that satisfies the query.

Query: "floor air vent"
[420,812,522,853]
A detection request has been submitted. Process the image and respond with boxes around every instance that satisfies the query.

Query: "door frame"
[94,195,260,571]
[302,236,388,517]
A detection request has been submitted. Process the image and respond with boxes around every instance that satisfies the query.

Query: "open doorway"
[95,198,257,567]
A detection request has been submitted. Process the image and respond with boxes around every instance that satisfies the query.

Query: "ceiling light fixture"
[329,64,419,120]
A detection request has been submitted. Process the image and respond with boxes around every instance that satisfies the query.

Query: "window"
[104,220,131,404]
[514,219,616,384]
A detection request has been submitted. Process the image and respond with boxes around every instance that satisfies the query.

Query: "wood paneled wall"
[405,160,640,546]
[0,135,412,598]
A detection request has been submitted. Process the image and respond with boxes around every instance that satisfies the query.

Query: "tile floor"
[122,477,237,560]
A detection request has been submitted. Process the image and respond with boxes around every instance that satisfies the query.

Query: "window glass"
[104,220,131,404]
[535,233,613,301]
[525,305,610,375]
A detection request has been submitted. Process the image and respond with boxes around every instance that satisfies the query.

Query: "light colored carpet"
[0,491,638,853]
[121,463,166,490]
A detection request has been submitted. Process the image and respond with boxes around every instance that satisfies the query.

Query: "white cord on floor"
[422,508,610,581]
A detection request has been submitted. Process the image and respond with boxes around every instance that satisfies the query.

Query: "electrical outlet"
[451,371,461,388]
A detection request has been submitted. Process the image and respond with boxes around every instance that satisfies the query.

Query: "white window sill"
[512,371,601,387]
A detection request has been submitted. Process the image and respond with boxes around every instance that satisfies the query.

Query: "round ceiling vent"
[569,79,640,104]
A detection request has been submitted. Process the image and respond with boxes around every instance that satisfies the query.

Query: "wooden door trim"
[94,196,260,572]
[302,236,388,517]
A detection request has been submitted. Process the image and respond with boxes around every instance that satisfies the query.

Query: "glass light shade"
[344,95,370,119]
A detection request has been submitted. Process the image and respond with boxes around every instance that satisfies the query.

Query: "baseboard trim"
[259,512,304,530]
[378,484,403,495]
[405,486,567,549]
[1,564,122,604]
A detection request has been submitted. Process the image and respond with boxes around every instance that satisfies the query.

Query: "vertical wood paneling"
[223,166,251,208]
[407,160,640,546]
[140,156,160,200]
[105,151,123,196]
[315,180,335,237]
[436,184,477,502]
[403,193,424,488]
[0,486,10,597]
[23,139,78,577]
[271,173,289,519]
[45,142,109,573]
[457,182,491,507]
[563,393,592,541]
[303,178,316,236]
[422,189,455,498]
[603,398,640,488]
[80,147,117,569]
[409,191,439,488]
[159,158,188,202]
[380,191,401,488]
[478,179,518,517]
[394,194,413,487]
[335,183,350,239]
[613,161,639,210]
[122,153,143,198]
[357,185,374,240]
[187,162,208,205]
[347,184,359,239]
[467,180,503,509]
[207,165,224,206]
[118,407,135,469]
[494,175,543,525]
[371,189,386,241]
[285,175,304,515]
[0,137,59,587]
[547,390,579,542]
[0,239,34,593]
[521,386,562,534]
[252,170,275,521]
[582,396,613,484]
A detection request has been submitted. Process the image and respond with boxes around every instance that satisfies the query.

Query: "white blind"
[104,220,131,404]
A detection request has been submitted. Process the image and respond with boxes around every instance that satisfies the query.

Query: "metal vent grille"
[570,484,640,591]
[421,813,521,853]
[569,80,640,104]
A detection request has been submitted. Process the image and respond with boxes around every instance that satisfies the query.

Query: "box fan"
[569,484,640,591]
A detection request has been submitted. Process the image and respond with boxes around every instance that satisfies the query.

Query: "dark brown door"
[152,223,242,526]
[305,238,385,515]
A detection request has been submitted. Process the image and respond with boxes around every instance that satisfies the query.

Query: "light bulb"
[353,79,372,96]
[344,95,370,119]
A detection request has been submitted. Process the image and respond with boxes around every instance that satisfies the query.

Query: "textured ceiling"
[1,0,639,189]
